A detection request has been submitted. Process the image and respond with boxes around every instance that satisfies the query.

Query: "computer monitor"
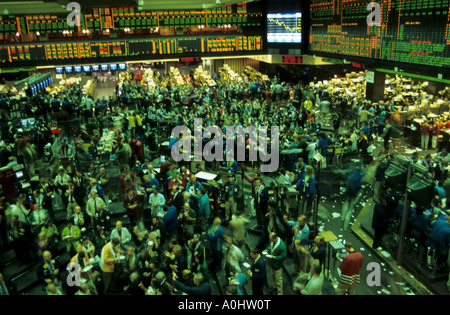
[100,65,108,71]
[55,67,63,74]
[15,170,24,180]
[28,118,35,125]
[74,66,82,73]
[118,63,126,70]
[109,64,117,71]
[64,66,73,74]
[21,119,28,126]
[92,65,99,72]
[82,65,91,72]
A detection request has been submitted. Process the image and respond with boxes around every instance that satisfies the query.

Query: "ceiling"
[0,0,256,14]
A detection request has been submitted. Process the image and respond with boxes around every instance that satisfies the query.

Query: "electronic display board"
[0,35,264,65]
[100,64,108,71]
[92,65,99,72]
[309,0,450,68]
[267,13,302,43]
[0,3,262,35]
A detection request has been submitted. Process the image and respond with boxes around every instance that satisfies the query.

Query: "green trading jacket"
[265,238,287,270]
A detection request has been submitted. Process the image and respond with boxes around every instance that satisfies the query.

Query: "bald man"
[110,221,132,247]
[37,250,59,285]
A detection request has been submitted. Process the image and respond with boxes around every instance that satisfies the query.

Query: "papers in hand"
[83,266,93,272]
[242,262,251,269]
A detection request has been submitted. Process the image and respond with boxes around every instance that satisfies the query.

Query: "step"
[2,260,35,279]
[12,266,39,294]
[1,248,17,265]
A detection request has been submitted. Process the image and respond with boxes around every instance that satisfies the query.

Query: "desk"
[195,171,218,182]
[318,231,342,280]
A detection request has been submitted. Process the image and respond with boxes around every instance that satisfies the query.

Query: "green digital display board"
[309,0,450,68]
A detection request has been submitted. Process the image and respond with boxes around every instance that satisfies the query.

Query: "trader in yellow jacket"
[100,238,121,294]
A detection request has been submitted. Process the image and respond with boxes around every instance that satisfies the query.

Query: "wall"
[213,58,260,75]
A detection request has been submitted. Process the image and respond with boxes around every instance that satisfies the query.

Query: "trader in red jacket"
[335,242,364,295]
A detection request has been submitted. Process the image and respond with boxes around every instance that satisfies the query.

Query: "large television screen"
[267,13,302,43]
[64,66,73,74]
[309,0,450,68]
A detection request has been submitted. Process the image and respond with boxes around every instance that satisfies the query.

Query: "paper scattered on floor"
[380,251,391,258]
[332,212,341,218]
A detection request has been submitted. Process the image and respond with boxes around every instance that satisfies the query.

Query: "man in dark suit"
[248,248,267,295]
[307,235,326,268]
[173,272,211,295]
[36,250,60,286]
[255,178,269,230]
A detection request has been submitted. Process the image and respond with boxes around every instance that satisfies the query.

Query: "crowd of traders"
[0,64,448,295]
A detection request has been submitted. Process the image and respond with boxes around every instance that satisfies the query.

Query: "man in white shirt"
[306,140,317,165]
[86,190,107,227]
[149,187,166,218]
[71,206,85,228]
[11,194,30,225]
[30,204,49,233]
[294,262,324,295]
[110,221,132,247]
[54,167,71,193]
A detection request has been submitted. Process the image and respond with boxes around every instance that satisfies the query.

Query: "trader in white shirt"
[110,221,132,248]
[148,187,166,218]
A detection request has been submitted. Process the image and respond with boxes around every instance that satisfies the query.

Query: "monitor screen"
[118,63,126,70]
[82,65,91,72]
[109,64,117,71]
[55,67,63,74]
[21,119,28,126]
[28,118,35,125]
[267,13,302,43]
[74,66,82,73]
[15,170,24,180]
[100,65,108,71]
[64,66,73,74]
[92,65,99,72]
